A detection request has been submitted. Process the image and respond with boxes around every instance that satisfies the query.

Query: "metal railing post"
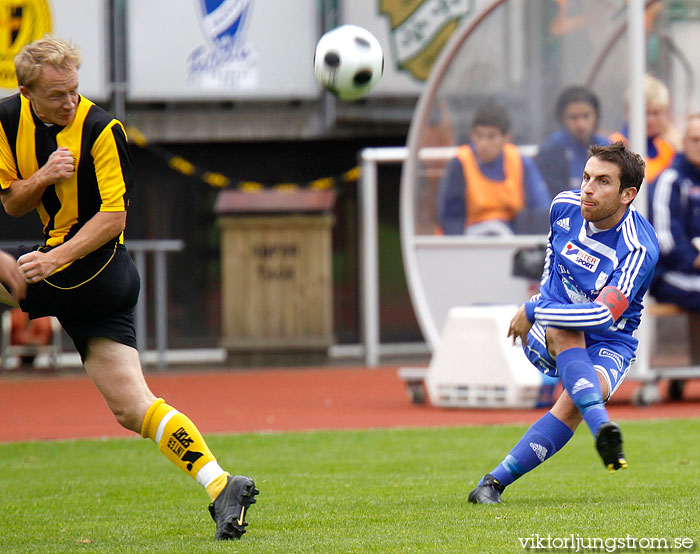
[154,249,168,369]
[133,249,147,354]
[360,151,380,367]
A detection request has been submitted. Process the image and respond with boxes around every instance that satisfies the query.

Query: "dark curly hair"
[588,142,646,191]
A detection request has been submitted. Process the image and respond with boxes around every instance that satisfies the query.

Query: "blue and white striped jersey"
[650,153,700,277]
[525,190,659,353]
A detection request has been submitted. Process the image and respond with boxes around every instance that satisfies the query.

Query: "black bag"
[512,244,547,280]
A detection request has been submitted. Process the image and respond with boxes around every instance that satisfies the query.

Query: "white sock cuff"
[196,460,226,488]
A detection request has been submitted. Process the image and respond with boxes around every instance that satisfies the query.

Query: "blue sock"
[489,412,574,487]
[557,347,609,436]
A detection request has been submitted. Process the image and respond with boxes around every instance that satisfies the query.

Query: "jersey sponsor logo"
[571,377,594,395]
[0,0,52,88]
[167,427,204,471]
[599,348,624,371]
[595,271,609,291]
[562,276,589,304]
[529,442,548,462]
[561,241,600,272]
[555,217,570,231]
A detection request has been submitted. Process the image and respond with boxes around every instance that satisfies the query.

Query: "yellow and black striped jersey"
[0,93,132,248]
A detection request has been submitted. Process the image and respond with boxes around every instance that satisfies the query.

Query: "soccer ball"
[314,24,384,102]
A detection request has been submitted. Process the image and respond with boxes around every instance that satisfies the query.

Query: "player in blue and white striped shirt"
[469,143,660,504]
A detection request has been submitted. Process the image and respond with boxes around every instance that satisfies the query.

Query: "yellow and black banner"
[126,125,360,192]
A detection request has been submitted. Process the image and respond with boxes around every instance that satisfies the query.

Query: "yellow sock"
[141,398,229,500]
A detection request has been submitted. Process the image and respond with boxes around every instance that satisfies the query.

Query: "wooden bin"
[216,190,335,352]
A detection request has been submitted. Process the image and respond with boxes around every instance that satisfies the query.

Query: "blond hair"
[14,36,82,89]
[645,74,670,109]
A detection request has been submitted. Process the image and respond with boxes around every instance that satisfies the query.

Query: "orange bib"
[609,132,675,182]
[646,136,675,183]
[456,143,525,227]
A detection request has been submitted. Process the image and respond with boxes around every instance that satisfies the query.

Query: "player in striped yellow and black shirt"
[0,37,257,540]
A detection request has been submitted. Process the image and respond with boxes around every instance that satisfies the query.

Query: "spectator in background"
[436,104,550,236]
[535,86,611,197]
[649,113,700,310]
[610,74,681,184]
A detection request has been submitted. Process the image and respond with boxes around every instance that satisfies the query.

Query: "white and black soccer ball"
[314,24,384,102]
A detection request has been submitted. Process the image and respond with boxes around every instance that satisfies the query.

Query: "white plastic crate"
[424,305,557,409]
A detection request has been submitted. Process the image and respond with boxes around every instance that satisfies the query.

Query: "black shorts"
[11,242,140,361]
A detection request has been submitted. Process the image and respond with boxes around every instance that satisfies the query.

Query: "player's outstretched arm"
[507,304,533,346]
[1,147,75,217]
[18,211,126,283]
[524,286,630,333]
[593,286,629,321]
[0,250,26,301]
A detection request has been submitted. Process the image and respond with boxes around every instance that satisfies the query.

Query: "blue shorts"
[523,322,634,401]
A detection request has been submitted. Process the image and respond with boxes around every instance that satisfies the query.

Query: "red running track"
[0,366,698,442]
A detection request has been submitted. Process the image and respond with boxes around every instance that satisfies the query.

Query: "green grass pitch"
[1,419,698,553]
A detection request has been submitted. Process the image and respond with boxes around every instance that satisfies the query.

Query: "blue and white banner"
[187,0,258,90]
[127,0,317,100]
